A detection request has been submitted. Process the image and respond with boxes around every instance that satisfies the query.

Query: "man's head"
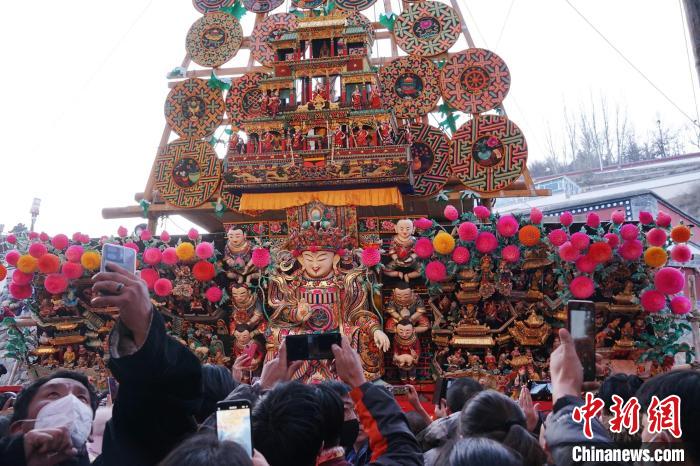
[160,431,252,466]
[636,370,700,462]
[598,374,643,416]
[323,381,359,450]
[446,377,483,414]
[252,382,324,466]
[314,384,344,449]
[10,370,98,434]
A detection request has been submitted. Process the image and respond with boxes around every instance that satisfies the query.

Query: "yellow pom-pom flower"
[17,254,38,274]
[176,242,196,262]
[643,247,667,268]
[80,251,102,271]
[432,231,456,255]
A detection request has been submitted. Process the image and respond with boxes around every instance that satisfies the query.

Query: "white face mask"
[34,394,93,448]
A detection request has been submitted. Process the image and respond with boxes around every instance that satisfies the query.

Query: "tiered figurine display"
[1,1,695,393]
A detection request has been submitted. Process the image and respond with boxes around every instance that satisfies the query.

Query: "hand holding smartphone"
[217,400,253,458]
[567,300,596,381]
[101,243,137,274]
[285,333,341,361]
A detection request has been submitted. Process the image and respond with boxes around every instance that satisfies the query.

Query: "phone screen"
[101,244,137,274]
[217,402,252,457]
[527,380,553,401]
[568,300,596,381]
[286,333,341,361]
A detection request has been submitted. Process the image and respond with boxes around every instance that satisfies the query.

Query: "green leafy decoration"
[167,67,186,79]
[213,198,227,220]
[221,1,247,19]
[289,9,304,17]
[323,0,336,15]
[434,190,450,202]
[435,59,446,70]
[437,102,459,133]
[208,72,231,91]
[379,13,397,31]
[139,199,150,219]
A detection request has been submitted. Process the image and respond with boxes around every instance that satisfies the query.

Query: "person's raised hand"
[433,398,448,419]
[91,263,152,348]
[550,328,583,403]
[252,449,270,466]
[259,339,302,390]
[24,427,77,466]
[518,387,540,432]
[232,354,252,383]
[405,384,421,408]
[332,335,366,389]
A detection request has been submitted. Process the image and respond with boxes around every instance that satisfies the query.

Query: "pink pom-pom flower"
[415,237,434,259]
[639,211,653,225]
[39,232,49,242]
[444,205,459,222]
[654,267,685,295]
[205,286,223,303]
[576,255,597,274]
[196,242,215,260]
[530,208,543,224]
[5,250,20,266]
[62,262,84,280]
[458,222,478,242]
[656,211,672,228]
[12,270,34,286]
[29,232,40,241]
[570,232,590,251]
[452,246,470,264]
[252,247,271,268]
[501,245,521,263]
[44,274,68,295]
[548,229,568,247]
[9,283,32,300]
[670,296,691,315]
[646,228,667,247]
[570,276,595,299]
[641,289,666,313]
[117,226,128,238]
[72,232,82,242]
[160,231,171,243]
[586,213,600,229]
[475,232,498,254]
[604,233,620,249]
[473,205,490,220]
[124,242,140,253]
[154,278,173,297]
[65,245,84,263]
[558,242,580,262]
[620,224,639,241]
[143,248,162,266]
[611,210,625,225]
[361,247,381,267]
[139,268,159,290]
[140,229,153,241]
[6,234,17,245]
[187,228,200,241]
[162,247,178,265]
[559,211,574,227]
[413,218,433,230]
[79,234,90,244]
[670,244,692,263]
[496,215,519,238]
[51,234,69,251]
[29,242,48,259]
[425,261,447,282]
[619,240,643,261]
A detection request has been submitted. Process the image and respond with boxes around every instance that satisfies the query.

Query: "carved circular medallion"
[336,0,378,11]
[243,0,284,12]
[164,78,224,139]
[186,12,243,68]
[450,115,527,194]
[220,189,241,211]
[250,13,298,67]
[378,56,440,119]
[393,1,460,56]
[397,124,451,197]
[440,48,511,114]
[155,138,222,208]
[291,0,325,8]
[225,72,266,129]
[192,0,236,13]
[346,11,375,42]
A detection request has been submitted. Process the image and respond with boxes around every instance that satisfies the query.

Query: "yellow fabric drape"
[239,187,404,211]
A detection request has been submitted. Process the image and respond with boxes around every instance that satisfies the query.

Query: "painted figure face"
[234,329,251,345]
[231,286,252,306]
[299,250,336,279]
[227,228,246,247]
[396,323,415,340]
[392,287,414,304]
[395,219,414,240]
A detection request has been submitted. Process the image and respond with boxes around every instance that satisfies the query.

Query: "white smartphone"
[101,243,137,274]
[217,400,253,457]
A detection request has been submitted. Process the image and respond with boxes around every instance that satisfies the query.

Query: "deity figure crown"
[287,220,354,256]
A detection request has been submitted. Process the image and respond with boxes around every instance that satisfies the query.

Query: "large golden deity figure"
[266,222,390,383]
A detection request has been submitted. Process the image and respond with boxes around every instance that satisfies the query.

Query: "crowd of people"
[0,263,698,466]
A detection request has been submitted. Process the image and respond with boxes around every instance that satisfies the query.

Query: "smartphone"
[388,385,409,396]
[527,380,553,401]
[101,243,137,274]
[217,400,253,457]
[285,332,341,361]
[432,377,455,404]
[567,300,596,381]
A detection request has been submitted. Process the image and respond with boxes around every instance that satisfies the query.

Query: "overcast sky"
[0,0,697,236]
